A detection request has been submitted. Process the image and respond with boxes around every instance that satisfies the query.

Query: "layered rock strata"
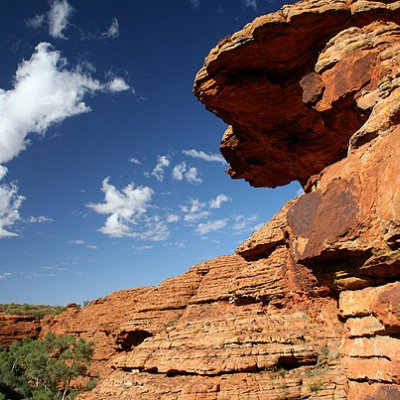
[2,0,400,399]
[193,0,400,398]
[0,315,41,349]
[78,245,344,399]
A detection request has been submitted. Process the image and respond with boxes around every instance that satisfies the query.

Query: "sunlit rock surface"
[2,0,400,398]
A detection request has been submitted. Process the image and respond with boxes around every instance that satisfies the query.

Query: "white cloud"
[87,244,98,249]
[41,266,67,271]
[188,0,200,8]
[0,167,24,238]
[67,239,86,245]
[87,177,155,239]
[185,167,202,184]
[0,272,12,280]
[106,77,130,92]
[131,217,170,242]
[27,14,46,30]
[0,166,7,181]
[151,155,170,182]
[233,214,258,234]
[166,214,180,223]
[181,198,210,222]
[0,42,129,164]
[128,157,142,165]
[182,149,226,164]
[48,0,74,38]
[27,0,74,39]
[184,210,210,222]
[103,17,120,38]
[133,245,153,253]
[172,162,202,184]
[195,219,228,235]
[245,0,258,10]
[209,194,231,209]
[172,162,186,181]
[25,215,53,223]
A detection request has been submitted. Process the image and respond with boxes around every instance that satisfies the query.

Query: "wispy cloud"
[150,155,170,182]
[132,217,170,241]
[0,167,24,238]
[0,42,130,165]
[0,272,12,280]
[232,214,258,234]
[195,219,228,235]
[67,239,86,245]
[166,214,180,223]
[27,0,74,39]
[188,0,200,8]
[209,194,231,209]
[103,17,120,38]
[25,215,53,223]
[182,149,226,164]
[244,0,258,10]
[106,77,130,92]
[41,265,67,271]
[128,157,142,165]
[180,198,210,223]
[172,162,202,184]
[133,244,153,253]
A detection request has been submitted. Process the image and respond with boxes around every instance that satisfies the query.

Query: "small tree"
[0,333,94,400]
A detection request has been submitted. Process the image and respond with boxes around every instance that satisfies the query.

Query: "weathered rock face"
[78,251,344,399]
[3,0,400,399]
[194,0,400,188]
[40,288,150,378]
[193,0,400,398]
[0,314,41,349]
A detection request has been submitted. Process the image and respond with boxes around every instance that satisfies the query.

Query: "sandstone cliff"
[2,0,400,398]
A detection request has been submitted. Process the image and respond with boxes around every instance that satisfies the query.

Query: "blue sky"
[0,0,299,305]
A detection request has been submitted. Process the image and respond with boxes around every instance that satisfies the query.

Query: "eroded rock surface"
[2,0,400,399]
[193,0,400,397]
[194,0,400,188]
[78,250,344,399]
[0,314,41,349]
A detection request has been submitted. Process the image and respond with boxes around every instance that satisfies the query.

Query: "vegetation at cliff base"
[0,304,67,319]
[0,333,94,400]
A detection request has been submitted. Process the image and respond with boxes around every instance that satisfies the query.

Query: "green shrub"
[0,333,94,400]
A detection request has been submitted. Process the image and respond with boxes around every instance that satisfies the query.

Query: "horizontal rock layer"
[0,315,41,349]
[3,0,400,399]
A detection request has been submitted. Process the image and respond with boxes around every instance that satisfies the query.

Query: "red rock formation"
[193,0,400,398]
[78,252,344,399]
[0,314,41,349]
[2,0,400,399]
[194,0,400,188]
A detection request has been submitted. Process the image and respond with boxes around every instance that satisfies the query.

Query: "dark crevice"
[136,305,187,313]
[116,330,153,352]
[120,358,315,378]
[349,377,396,385]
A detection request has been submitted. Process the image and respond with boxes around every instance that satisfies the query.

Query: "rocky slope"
[2,0,400,398]
[0,314,41,349]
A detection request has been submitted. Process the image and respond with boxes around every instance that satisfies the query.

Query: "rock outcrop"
[194,0,400,188]
[192,0,400,398]
[77,252,345,399]
[0,315,41,349]
[2,0,400,399]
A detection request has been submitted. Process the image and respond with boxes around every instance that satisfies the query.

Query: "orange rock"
[3,0,400,398]
[0,314,41,349]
